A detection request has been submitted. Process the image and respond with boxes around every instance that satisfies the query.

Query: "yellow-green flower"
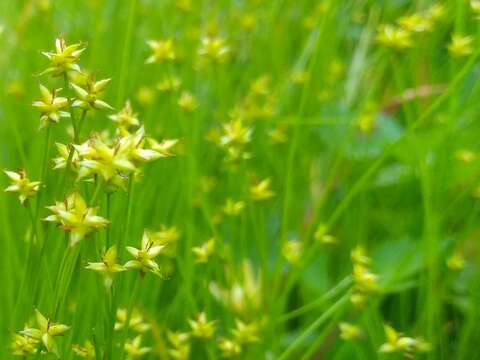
[282,239,303,265]
[397,13,432,33]
[198,36,230,63]
[124,335,151,359]
[376,25,412,49]
[222,198,245,216]
[339,322,362,341]
[314,224,337,245]
[146,39,176,64]
[115,308,151,333]
[32,85,70,128]
[125,230,165,276]
[72,340,96,359]
[86,245,126,288]
[218,338,241,358]
[52,143,79,171]
[74,127,162,186]
[157,76,181,93]
[220,119,252,150]
[44,191,109,246]
[19,309,69,357]
[148,138,178,157]
[10,334,39,356]
[189,312,215,339]
[250,178,275,201]
[71,77,113,110]
[109,101,140,130]
[231,319,259,344]
[379,325,431,357]
[448,34,474,58]
[41,37,85,76]
[192,238,215,263]
[447,252,466,271]
[178,91,198,112]
[167,331,190,360]
[4,169,41,205]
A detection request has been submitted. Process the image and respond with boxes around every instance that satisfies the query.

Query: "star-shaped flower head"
[167,331,190,349]
[41,37,85,76]
[220,119,252,148]
[231,319,260,344]
[74,127,162,189]
[4,169,41,205]
[86,245,126,288]
[72,340,96,359]
[250,177,275,201]
[32,85,70,129]
[52,143,80,172]
[222,198,245,216]
[124,335,151,360]
[376,25,412,49]
[218,338,241,358]
[19,309,69,358]
[339,322,362,341]
[148,138,178,157]
[44,191,109,246]
[71,76,113,111]
[125,230,165,276]
[192,238,215,264]
[177,91,198,112]
[146,39,176,64]
[114,308,151,333]
[10,334,39,356]
[109,101,140,130]
[448,34,474,58]
[198,36,230,63]
[378,325,431,357]
[189,312,215,339]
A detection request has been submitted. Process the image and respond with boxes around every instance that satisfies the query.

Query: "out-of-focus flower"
[218,338,241,358]
[124,335,151,359]
[314,224,337,245]
[10,334,38,356]
[376,25,412,49]
[178,91,198,112]
[350,246,380,307]
[157,76,181,93]
[282,240,303,265]
[232,319,259,344]
[115,308,151,333]
[250,178,275,201]
[222,198,245,216]
[189,312,215,339]
[398,13,432,33]
[72,340,96,359]
[192,238,215,263]
[448,34,474,58]
[379,325,431,357]
[198,36,230,63]
[109,101,140,130]
[146,39,176,64]
[447,252,466,271]
[167,331,190,360]
[339,322,362,341]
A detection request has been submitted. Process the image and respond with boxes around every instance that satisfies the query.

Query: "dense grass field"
[1,0,480,359]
